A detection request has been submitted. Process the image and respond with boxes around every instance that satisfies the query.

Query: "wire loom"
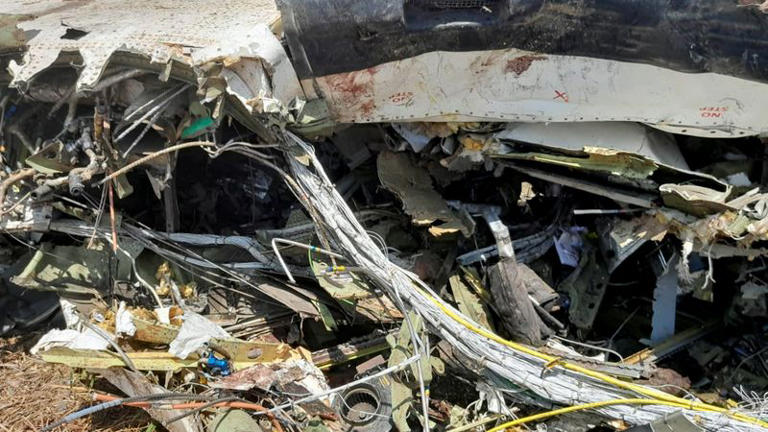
[278,130,768,432]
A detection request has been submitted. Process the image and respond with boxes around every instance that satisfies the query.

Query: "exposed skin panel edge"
[311,48,768,138]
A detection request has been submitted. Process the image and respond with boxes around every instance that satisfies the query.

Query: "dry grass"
[0,334,157,432]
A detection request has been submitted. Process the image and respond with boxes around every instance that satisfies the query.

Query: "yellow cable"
[486,398,692,432]
[413,285,768,428]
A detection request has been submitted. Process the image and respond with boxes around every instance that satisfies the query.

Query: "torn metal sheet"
[311,257,403,323]
[2,0,301,109]
[650,254,679,345]
[377,151,473,237]
[496,148,660,180]
[660,184,768,219]
[495,122,690,171]
[130,314,312,364]
[282,133,768,431]
[659,184,735,217]
[558,249,609,330]
[449,274,494,332]
[491,126,728,193]
[10,243,122,295]
[597,216,661,273]
[503,163,656,208]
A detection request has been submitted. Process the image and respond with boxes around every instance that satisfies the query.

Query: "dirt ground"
[0,334,156,432]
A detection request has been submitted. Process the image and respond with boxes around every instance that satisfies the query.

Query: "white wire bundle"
[735,387,768,422]
[280,131,767,432]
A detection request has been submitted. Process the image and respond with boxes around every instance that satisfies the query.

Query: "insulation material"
[30,328,109,354]
[168,312,231,359]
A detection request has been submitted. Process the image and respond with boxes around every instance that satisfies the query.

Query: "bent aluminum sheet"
[314,49,768,138]
[1,0,302,109]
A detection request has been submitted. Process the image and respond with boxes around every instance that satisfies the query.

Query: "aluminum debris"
[1,2,768,432]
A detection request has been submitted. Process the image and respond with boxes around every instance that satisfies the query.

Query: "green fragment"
[181,116,215,139]
[493,150,658,180]
[12,244,111,295]
[210,409,263,432]
[310,255,399,322]
[449,274,495,332]
[25,141,71,174]
[0,14,31,50]
[429,356,446,375]
[726,213,752,237]
[391,379,413,432]
[313,299,338,331]
[114,173,134,199]
[387,312,442,432]
[303,419,331,432]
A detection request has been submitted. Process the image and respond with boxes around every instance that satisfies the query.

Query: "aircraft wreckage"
[1,1,768,431]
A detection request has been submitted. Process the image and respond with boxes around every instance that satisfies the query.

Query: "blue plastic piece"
[4,105,17,119]
[203,352,231,376]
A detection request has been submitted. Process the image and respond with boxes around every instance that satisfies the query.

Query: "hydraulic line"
[42,393,212,431]
[93,393,285,432]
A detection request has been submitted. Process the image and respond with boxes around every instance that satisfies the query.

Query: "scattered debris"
[1,2,768,432]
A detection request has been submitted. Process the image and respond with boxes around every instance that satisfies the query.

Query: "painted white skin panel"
[2,0,302,106]
[315,48,768,138]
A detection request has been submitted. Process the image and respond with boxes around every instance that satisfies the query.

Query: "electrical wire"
[414,282,768,425]
[486,398,696,432]
[93,393,284,432]
[279,131,768,431]
[98,141,214,185]
[42,393,213,431]
[271,237,345,283]
[114,84,189,143]
[165,396,242,424]
[551,335,624,362]
[80,319,138,372]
